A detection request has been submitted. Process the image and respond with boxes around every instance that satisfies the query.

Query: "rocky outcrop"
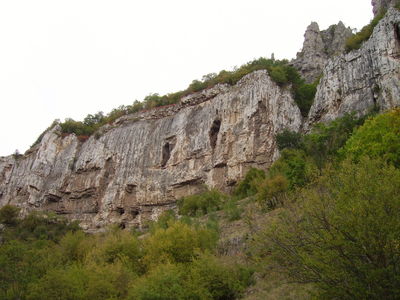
[307,7,400,126]
[0,71,302,230]
[291,21,352,83]
[372,0,398,16]
[1,3,400,231]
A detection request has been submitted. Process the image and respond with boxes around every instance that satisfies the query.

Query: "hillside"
[1,0,400,299]
[2,107,400,299]
[1,5,400,231]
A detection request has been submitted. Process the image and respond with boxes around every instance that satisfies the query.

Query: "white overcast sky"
[0,0,373,156]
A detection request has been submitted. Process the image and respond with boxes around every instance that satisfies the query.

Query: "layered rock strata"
[1,5,400,230]
[0,71,302,229]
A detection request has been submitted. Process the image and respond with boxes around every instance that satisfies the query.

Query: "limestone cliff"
[0,71,301,230]
[291,21,353,83]
[307,7,400,126]
[372,0,398,16]
[1,4,400,230]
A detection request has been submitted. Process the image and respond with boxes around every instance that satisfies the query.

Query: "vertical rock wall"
[0,71,302,229]
[291,21,352,83]
[1,3,400,230]
[307,7,400,126]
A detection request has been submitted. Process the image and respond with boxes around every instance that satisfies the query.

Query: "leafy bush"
[0,206,257,300]
[129,254,254,300]
[178,188,227,217]
[345,12,385,52]
[85,229,143,274]
[276,129,303,150]
[261,158,400,299]
[142,221,218,268]
[269,149,317,189]
[189,254,254,300]
[57,231,98,265]
[148,209,177,233]
[128,263,193,300]
[2,211,80,243]
[223,198,243,221]
[340,108,400,167]
[255,174,289,210]
[294,77,319,117]
[233,168,266,199]
[27,262,132,300]
[0,205,20,226]
[302,113,366,169]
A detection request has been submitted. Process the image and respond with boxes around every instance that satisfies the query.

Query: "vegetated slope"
[2,108,399,299]
[0,70,303,231]
[2,4,400,232]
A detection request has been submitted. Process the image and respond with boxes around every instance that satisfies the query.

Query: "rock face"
[372,0,398,16]
[307,7,400,126]
[0,71,301,230]
[1,5,400,230]
[291,21,353,83]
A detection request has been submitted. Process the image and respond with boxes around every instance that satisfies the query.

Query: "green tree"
[340,108,400,166]
[178,189,226,217]
[233,168,266,199]
[269,149,317,189]
[0,205,20,226]
[142,221,217,268]
[255,174,289,210]
[303,113,365,169]
[128,263,195,300]
[261,158,400,299]
[276,129,303,150]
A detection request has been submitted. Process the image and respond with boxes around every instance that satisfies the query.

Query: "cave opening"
[209,119,221,149]
[395,23,400,44]
[161,142,174,167]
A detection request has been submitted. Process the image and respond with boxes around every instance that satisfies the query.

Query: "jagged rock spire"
[291,21,352,83]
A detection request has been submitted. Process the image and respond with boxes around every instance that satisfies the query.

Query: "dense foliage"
[276,112,368,169]
[0,208,252,300]
[5,105,400,299]
[178,188,227,217]
[247,109,400,298]
[259,158,400,299]
[340,108,400,166]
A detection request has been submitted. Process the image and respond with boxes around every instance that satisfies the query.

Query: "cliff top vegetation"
[32,57,317,148]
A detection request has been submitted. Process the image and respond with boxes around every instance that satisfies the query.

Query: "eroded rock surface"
[291,21,352,83]
[307,7,400,126]
[372,0,398,16]
[0,71,301,230]
[1,4,400,230]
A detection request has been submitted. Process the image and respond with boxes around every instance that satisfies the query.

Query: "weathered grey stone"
[0,70,302,230]
[291,21,352,83]
[307,7,400,127]
[1,2,400,231]
[372,0,398,16]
